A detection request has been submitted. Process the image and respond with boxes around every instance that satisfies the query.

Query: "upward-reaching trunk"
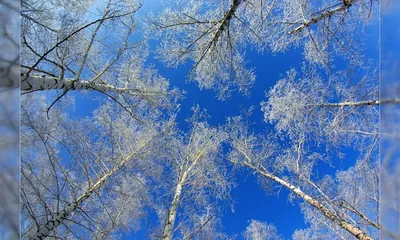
[241,161,373,240]
[32,162,122,240]
[20,73,157,96]
[29,133,159,240]
[311,99,400,108]
[196,0,243,67]
[162,150,206,240]
[162,172,188,240]
[289,2,352,35]
[339,201,381,230]
[211,0,243,45]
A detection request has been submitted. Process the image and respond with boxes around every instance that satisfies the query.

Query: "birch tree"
[256,62,381,239]
[21,0,179,120]
[264,0,378,67]
[21,95,172,239]
[148,0,378,99]
[293,157,379,240]
[17,1,383,239]
[147,0,277,99]
[20,1,180,238]
[261,64,381,147]
[226,116,376,240]
[155,107,232,240]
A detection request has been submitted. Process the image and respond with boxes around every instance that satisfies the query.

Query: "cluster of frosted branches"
[150,106,233,240]
[149,0,377,99]
[226,113,378,240]
[261,63,379,146]
[264,0,378,67]
[18,0,384,240]
[20,94,173,239]
[243,220,283,240]
[21,0,180,122]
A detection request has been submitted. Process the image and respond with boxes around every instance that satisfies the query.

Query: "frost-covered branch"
[148,0,277,99]
[159,108,232,240]
[226,116,377,240]
[236,158,373,240]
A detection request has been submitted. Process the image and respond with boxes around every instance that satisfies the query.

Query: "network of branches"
[15,0,388,240]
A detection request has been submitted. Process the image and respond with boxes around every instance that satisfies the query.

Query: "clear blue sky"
[69,1,379,239]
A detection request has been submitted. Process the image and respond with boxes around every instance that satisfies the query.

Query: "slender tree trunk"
[30,133,160,240]
[340,202,381,230]
[210,0,242,46]
[242,162,373,240]
[162,173,187,240]
[289,3,351,34]
[219,0,242,31]
[21,73,132,93]
[162,150,205,240]
[310,99,400,108]
[32,165,118,240]
[31,155,130,240]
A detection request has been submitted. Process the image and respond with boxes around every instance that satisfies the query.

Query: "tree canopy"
[15,0,387,240]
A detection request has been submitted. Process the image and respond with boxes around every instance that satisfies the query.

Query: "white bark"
[21,73,150,94]
[162,147,208,240]
[162,173,187,240]
[289,3,351,34]
[313,99,400,107]
[241,161,373,240]
[340,201,380,230]
[31,133,159,240]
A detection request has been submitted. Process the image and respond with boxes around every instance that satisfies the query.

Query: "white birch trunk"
[161,150,206,240]
[31,156,129,240]
[21,73,130,93]
[340,201,381,230]
[162,174,187,240]
[313,99,400,107]
[242,162,373,240]
[30,134,160,239]
[289,3,351,35]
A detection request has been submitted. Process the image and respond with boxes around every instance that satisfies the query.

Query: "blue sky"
[67,1,380,239]
[129,40,307,240]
